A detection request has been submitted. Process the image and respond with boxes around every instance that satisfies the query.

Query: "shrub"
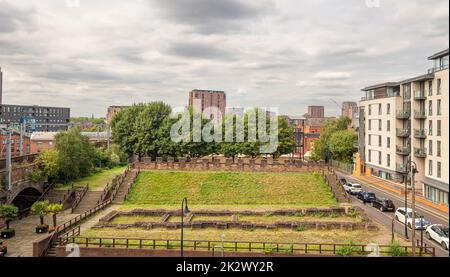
[296,226,306,232]
[388,241,407,257]
[284,244,294,255]
[336,240,358,257]
[264,244,276,254]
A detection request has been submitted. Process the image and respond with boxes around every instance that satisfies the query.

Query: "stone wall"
[134,157,326,173]
[94,207,379,232]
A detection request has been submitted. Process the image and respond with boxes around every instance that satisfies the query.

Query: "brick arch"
[7,182,44,207]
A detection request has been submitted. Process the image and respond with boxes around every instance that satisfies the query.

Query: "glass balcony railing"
[414,148,427,158]
[414,110,427,119]
[396,146,411,156]
[396,111,410,119]
[414,129,427,139]
[413,91,426,100]
[396,128,411,138]
[396,164,408,174]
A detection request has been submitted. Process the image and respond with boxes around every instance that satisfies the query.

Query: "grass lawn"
[55,166,127,191]
[123,171,336,208]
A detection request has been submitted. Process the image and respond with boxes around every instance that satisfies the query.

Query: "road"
[336,172,449,257]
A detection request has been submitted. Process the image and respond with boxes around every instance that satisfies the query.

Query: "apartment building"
[0,129,32,159]
[306,106,325,118]
[188,89,226,124]
[357,49,449,205]
[0,104,70,132]
[106,105,130,124]
[342,101,359,130]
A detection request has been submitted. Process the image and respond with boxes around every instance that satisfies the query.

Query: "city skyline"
[0,0,448,117]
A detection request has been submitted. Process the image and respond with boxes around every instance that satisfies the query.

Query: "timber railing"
[58,236,435,257]
[70,184,89,213]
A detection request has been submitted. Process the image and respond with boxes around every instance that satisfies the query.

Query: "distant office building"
[307,106,325,118]
[188,89,227,124]
[0,104,70,132]
[342,101,359,129]
[106,106,130,124]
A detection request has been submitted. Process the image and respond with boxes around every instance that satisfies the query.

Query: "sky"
[0,0,448,117]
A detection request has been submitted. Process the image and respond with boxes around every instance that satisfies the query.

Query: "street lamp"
[406,159,418,257]
[180,197,190,257]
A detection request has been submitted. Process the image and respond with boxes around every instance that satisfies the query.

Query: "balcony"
[396,164,408,174]
[414,110,427,119]
[413,91,427,100]
[396,111,410,120]
[414,147,427,158]
[414,129,427,139]
[396,128,411,138]
[396,146,411,156]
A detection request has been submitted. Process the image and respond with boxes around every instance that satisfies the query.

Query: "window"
[387,120,390,131]
[429,120,433,136]
[378,104,382,115]
[368,135,372,145]
[378,119,382,131]
[368,150,372,162]
[428,100,433,116]
[387,104,391,114]
[368,120,372,130]
[429,140,433,156]
[368,105,372,115]
[437,120,441,136]
[387,137,391,148]
[428,81,433,96]
[437,141,441,157]
[437,100,441,115]
[378,151,382,165]
[429,160,433,176]
[437,162,442,178]
[437,79,441,95]
[387,154,391,167]
[378,136,382,147]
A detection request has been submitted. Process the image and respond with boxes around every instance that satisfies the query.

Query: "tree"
[34,149,59,183]
[31,201,49,227]
[329,130,358,163]
[311,117,356,163]
[55,127,96,182]
[46,203,63,228]
[0,204,19,231]
[273,116,296,158]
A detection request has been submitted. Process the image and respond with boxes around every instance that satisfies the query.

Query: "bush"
[284,244,294,255]
[336,240,358,257]
[388,241,407,257]
[296,226,306,232]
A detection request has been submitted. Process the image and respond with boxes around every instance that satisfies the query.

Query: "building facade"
[188,89,227,124]
[106,106,130,124]
[0,129,32,159]
[0,104,70,132]
[357,49,449,205]
[342,101,359,130]
[307,106,325,118]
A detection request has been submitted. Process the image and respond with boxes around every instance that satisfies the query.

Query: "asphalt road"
[336,172,449,257]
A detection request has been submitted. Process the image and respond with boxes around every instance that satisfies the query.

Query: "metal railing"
[58,236,435,257]
[413,91,426,100]
[414,110,427,119]
[414,148,427,158]
[396,128,411,138]
[396,164,408,174]
[396,111,410,119]
[70,184,89,213]
[395,146,411,156]
[414,129,427,139]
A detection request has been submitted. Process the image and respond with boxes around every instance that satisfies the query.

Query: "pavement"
[336,171,449,257]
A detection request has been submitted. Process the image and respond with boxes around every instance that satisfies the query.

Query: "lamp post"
[180,197,190,257]
[419,215,424,256]
[406,160,418,257]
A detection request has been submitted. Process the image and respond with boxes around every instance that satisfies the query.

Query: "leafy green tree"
[311,117,356,163]
[273,116,296,158]
[33,149,59,183]
[329,130,358,163]
[46,203,63,228]
[55,127,96,182]
[0,204,19,231]
[31,201,49,227]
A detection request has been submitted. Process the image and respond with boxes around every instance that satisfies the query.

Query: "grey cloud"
[148,0,274,34]
[164,41,235,60]
[0,3,35,33]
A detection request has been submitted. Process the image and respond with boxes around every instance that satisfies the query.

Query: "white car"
[344,183,363,195]
[394,208,431,230]
[425,224,449,250]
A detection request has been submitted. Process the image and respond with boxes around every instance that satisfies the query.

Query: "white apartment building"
[357,49,449,205]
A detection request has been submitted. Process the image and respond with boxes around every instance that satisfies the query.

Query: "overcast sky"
[0,0,448,117]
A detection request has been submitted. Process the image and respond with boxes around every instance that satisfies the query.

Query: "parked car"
[344,183,363,195]
[371,198,395,212]
[425,224,449,250]
[357,191,376,203]
[394,208,431,230]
